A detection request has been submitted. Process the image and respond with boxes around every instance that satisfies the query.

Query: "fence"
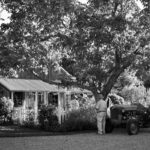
[12,108,35,124]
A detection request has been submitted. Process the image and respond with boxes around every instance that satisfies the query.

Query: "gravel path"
[0,128,150,150]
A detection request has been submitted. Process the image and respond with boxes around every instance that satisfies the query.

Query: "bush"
[22,110,35,128]
[38,105,59,131]
[59,107,97,132]
[120,85,145,104]
[0,97,14,124]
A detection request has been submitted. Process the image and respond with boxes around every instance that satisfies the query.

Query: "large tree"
[60,0,150,100]
[1,0,150,101]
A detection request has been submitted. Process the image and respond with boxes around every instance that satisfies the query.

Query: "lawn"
[0,128,150,150]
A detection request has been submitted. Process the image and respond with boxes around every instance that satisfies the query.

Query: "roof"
[0,78,62,92]
[69,87,92,95]
[49,62,76,83]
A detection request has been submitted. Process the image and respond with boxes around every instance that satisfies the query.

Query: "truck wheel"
[105,118,114,133]
[126,119,139,135]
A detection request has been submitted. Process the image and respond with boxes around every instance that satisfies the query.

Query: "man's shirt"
[96,99,107,112]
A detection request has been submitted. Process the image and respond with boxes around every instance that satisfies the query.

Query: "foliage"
[108,94,124,105]
[114,70,146,104]
[119,84,146,104]
[1,0,150,101]
[60,0,150,99]
[114,70,137,91]
[0,97,14,124]
[38,105,59,130]
[0,0,74,76]
[144,77,150,90]
[22,110,35,128]
[59,107,97,132]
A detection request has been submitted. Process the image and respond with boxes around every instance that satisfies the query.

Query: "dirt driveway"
[0,128,150,150]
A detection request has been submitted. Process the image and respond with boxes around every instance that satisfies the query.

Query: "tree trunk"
[101,52,136,100]
[101,67,124,99]
[148,0,150,13]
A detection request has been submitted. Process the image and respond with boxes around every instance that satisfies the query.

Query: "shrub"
[0,97,14,124]
[120,85,146,104]
[59,107,97,132]
[22,110,35,128]
[38,105,59,130]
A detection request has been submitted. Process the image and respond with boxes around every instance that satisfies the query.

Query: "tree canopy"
[1,0,150,100]
[0,0,74,76]
[60,0,150,99]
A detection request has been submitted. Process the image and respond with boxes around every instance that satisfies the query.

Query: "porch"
[0,79,69,124]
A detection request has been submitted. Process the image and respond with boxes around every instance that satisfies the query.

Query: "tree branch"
[40,34,58,42]
[115,49,122,67]
[112,1,119,17]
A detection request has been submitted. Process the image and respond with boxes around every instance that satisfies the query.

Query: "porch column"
[11,92,14,103]
[22,95,26,123]
[66,90,71,115]
[10,91,14,122]
[44,92,47,105]
[34,91,38,123]
[57,92,61,124]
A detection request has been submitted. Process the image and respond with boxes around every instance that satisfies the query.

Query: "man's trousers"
[97,112,106,134]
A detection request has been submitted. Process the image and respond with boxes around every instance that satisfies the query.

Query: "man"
[96,94,107,135]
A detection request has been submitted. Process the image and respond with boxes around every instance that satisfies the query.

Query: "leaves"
[0,0,76,76]
[60,0,150,97]
[0,0,150,98]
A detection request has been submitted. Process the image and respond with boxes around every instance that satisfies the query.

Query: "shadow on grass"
[1,125,150,138]
[0,125,98,138]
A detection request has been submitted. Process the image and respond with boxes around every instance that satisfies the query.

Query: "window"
[48,92,58,106]
[27,92,35,109]
[14,92,24,107]
[38,92,44,108]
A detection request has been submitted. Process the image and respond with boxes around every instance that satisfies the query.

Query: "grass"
[0,127,150,150]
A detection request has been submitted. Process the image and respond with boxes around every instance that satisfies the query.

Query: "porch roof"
[0,78,62,92]
[69,87,92,95]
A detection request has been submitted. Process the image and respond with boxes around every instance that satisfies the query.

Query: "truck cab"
[106,103,150,135]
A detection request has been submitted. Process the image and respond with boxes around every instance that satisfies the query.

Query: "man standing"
[96,94,107,135]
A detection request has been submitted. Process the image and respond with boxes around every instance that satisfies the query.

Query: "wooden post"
[44,92,47,105]
[34,91,38,123]
[10,91,14,122]
[11,92,14,103]
[65,90,71,119]
[57,92,62,124]
[22,95,26,123]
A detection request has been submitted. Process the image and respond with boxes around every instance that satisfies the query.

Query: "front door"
[12,92,25,124]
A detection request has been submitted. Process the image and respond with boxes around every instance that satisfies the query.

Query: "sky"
[0,6,11,25]
[78,0,88,4]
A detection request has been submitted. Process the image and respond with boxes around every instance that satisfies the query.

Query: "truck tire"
[126,119,139,135]
[105,118,114,133]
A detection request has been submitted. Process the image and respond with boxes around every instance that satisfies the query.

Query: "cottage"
[0,78,69,124]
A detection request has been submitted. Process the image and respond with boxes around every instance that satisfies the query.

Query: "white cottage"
[0,78,69,124]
